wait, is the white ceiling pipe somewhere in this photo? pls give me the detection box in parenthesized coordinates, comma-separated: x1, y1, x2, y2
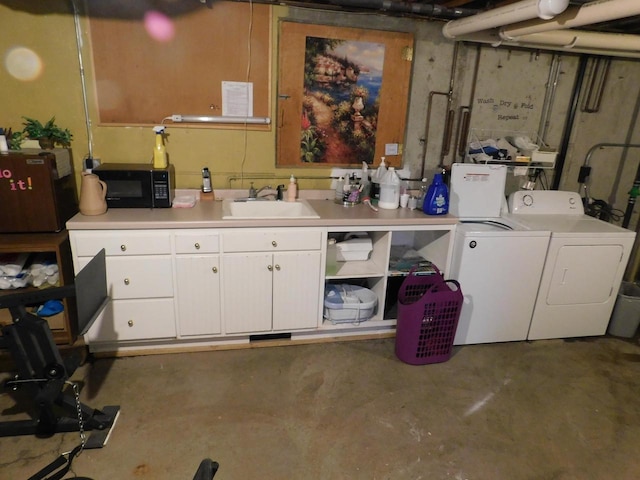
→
(502, 0, 640, 40)
(442, 0, 569, 39)
(516, 30, 640, 51)
(455, 30, 640, 59)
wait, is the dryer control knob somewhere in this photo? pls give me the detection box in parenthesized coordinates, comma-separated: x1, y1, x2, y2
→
(569, 197, 576, 205)
(523, 194, 534, 207)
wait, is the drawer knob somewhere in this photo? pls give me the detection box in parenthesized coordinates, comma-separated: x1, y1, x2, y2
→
(194, 243, 200, 250)
(128, 320, 134, 327)
(120, 244, 127, 251)
(271, 240, 277, 247)
(124, 278, 130, 285)
(267, 264, 273, 271)
(212, 266, 218, 273)
(275, 264, 281, 271)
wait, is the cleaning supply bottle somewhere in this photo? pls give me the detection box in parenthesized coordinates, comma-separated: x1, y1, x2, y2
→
(335, 176, 345, 204)
(423, 172, 449, 215)
(153, 126, 168, 168)
(417, 177, 429, 210)
(371, 157, 387, 202)
(287, 174, 297, 202)
(378, 166, 401, 209)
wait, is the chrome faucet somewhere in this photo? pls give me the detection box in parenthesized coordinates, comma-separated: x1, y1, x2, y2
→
(248, 182, 272, 200)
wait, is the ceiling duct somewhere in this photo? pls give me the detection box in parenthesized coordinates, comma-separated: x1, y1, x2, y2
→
(501, 0, 640, 40)
(442, 0, 569, 39)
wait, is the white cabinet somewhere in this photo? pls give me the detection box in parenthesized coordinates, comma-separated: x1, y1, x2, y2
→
(71, 230, 177, 344)
(222, 229, 323, 334)
(174, 231, 221, 336)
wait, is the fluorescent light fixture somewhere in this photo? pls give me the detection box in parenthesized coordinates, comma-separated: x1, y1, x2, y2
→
(170, 114, 270, 125)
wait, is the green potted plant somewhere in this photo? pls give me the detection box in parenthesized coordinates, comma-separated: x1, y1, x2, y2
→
(22, 116, 73, 149)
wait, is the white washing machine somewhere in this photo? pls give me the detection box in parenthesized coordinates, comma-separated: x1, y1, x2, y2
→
(449, 164, 551, 345)
(507, 190, 636, 340)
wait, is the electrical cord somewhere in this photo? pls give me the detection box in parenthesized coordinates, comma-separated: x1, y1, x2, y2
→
(584, 198, 624, 223)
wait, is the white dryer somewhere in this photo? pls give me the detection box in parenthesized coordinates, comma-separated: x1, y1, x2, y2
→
(508, 190, 636, 340)
(449, 164, 551, 345)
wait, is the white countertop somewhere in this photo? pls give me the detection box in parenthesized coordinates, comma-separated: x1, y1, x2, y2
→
(66, 191, 457, 230)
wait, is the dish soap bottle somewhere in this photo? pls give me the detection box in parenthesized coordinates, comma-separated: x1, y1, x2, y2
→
(287, 174, 297, 202)
(153, 126, 168, 169)
(423, 172, 449, 215)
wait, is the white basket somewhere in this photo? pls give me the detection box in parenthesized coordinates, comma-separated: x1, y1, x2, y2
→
(323, 284, 377, 325)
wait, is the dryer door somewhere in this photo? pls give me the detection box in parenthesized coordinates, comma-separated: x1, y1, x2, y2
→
(546, 244, 622, 305)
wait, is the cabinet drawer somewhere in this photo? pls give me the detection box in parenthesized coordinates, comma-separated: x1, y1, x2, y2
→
(222, 229, 322, 252)
(106, 256, 173, 299)
(175, 231, 220, 254)
(72, 231, 171, 257)
(86, 298, 176, 342)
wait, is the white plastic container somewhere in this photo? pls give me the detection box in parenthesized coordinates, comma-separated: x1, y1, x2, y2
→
(378, 167, 400, 209)
(335, 237, 372, 262)
(323, 284, 378, 324)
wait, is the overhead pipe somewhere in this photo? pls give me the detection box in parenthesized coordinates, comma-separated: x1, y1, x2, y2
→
(511, 30, 640, 52)
(443, 0, 569, 39)
(326, 0, 475, 18)
(501, 0, 640, 40)
(452, 30, 640, 59)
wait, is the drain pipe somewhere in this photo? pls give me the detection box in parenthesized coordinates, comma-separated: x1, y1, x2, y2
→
(71, 0, 95, 162)
(502, 0, 640, 39)
(443, 0, 569, 39)
(420, 42, 459, 178)
(552, 56, 589, 191)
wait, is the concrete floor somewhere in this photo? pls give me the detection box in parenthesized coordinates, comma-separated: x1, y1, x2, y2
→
(1, 335, 639, 480)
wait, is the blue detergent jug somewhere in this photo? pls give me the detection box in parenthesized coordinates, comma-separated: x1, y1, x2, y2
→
(423, 173, 449, 215)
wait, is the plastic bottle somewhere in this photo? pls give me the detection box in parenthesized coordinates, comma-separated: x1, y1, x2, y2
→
(423, 173, 449, 215)
(371, 157, 387, 202)
(287, 174, 297, 202)
(417, 177, 428, 210)
(378, 166, 401, 209)
(0, 128, 8, 154)
(152, 126, 168, 168)
(335, 176, 345, 204)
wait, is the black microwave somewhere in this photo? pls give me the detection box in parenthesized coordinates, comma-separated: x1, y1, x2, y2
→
(93, 163, 175, 208)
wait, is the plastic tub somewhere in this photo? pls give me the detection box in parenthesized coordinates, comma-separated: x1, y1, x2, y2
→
(608, 281, 640, 338)
(323, 284, 377, 324)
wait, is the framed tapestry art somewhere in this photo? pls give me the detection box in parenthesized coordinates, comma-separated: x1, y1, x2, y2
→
(277, 22, 414, 168)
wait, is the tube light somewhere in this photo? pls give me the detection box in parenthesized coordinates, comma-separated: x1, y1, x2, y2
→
(171, 114, 271, 125)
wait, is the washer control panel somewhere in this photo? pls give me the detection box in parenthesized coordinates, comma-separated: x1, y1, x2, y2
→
(508, 190, 584, 215)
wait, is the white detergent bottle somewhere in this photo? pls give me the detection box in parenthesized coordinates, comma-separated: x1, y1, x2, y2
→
(378, 167, 400, 209)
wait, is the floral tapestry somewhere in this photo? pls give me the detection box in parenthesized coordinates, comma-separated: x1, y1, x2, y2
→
(300, 37, 385, 165)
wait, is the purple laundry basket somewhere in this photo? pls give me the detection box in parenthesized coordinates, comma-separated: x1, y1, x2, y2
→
(395, 266, 463, 365)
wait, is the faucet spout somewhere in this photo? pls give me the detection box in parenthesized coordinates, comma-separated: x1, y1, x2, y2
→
(248, 183, 273, 199)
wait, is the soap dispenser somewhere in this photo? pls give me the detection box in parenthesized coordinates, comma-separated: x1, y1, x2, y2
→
(287, 174, 297, 202)
(152, 126, 168, 169)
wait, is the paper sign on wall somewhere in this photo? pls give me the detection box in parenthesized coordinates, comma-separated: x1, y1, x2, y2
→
(222, 81, 253, 117)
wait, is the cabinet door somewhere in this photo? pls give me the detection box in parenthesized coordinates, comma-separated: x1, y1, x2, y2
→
(272, 251, 322, 330)
(222, 253, 272, 334)
(176, 255, 221, 336)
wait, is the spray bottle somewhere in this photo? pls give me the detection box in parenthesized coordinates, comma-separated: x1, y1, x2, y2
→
(153, 126, 168, 169)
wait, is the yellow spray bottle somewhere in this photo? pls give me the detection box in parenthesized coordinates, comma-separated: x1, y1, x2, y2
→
(152, 126, 168, 169)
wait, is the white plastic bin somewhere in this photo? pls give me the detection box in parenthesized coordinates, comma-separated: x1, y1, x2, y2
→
(608, 281, 640, 338)
(323, 284, 377, 324)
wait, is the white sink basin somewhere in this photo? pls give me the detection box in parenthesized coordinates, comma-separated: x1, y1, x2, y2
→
(222, 199, 320, 219)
